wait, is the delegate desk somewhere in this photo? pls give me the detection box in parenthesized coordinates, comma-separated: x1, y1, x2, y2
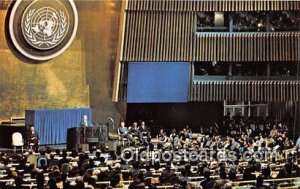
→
(67, 125, 108, 150)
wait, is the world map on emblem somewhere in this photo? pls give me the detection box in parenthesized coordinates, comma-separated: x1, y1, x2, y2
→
(9, 0, 78, 60)
(22, 5, 69, 50)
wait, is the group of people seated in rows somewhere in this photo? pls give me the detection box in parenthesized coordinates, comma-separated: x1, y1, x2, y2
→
(220, 112, 293, 138)
(118, 121, 151, 144)
(153, 122, 296, 164)
(113, 113, 299, 188)
(0, 112, 299, 189)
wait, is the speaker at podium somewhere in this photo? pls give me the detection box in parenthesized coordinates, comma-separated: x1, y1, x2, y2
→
(67, 124, 108, 151)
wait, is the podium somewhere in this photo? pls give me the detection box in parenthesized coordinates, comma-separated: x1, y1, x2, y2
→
(67, 125, 108, 150)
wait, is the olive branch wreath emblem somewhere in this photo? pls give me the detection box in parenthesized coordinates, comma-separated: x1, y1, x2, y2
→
(24, 9, 67, 47)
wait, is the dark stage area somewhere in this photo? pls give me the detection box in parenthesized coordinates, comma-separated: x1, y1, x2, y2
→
(126, 102, 223, 132)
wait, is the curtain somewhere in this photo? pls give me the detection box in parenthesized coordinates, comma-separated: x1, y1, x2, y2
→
(25, 108, 92, 145)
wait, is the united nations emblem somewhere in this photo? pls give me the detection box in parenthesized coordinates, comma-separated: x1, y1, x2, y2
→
(8, 0, 78, 61)
(22, 6, 69, 50)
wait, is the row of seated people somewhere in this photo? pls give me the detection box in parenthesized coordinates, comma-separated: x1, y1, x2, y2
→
(220, 112, 292, 138)
(117, 120, 194, 147)
(156, 123, 294, 152)
(1, 119, 299, 189)
(0, 151, 299, 186)
(118, 121, 151, 145)
(0, 144, 299, 189)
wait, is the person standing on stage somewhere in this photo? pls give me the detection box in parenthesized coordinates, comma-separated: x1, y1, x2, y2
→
(80, 114, 92, 127)
(28, 126, 39, 152)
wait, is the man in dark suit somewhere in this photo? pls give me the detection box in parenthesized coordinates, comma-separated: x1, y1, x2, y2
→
(159, 164, 178, 184)
(139, 121, 151, 142)
(27, 126, 39, 151)
(200, 168, 214, 188)
(118, 121, 130, 141)
(80, 114, 92, 127)
(129, 122, 141, 143)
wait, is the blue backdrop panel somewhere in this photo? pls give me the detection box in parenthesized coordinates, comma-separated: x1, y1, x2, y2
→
(25, 108, 92, 145)
(127, 62, 190, 103)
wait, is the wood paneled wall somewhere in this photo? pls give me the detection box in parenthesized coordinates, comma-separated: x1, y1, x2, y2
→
(127, 1, 300, 12)
(122, 11, 195, 61)
(190, 81, 300, 102)
(122, 0, 300, 62)
(195, 33, 300, 62)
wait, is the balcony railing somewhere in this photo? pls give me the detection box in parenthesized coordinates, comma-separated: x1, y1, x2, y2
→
(190, 80, 300, 102)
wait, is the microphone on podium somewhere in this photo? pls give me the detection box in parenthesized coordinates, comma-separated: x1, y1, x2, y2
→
(107, 117, 115, 129)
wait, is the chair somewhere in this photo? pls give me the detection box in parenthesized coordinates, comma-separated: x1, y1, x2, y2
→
(28, 143, 35, 150)
(48, 159, 59, 169)
(142, 132, 150, 142)
(12, 132, 24, 153)
(119, 136, 128, 146)
(37, 157, 48, 167)
(27, 154, 38, 168)
(118, 129, 128, 146)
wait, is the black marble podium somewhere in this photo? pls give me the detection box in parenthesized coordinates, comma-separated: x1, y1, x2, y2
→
(66, 125, 108, 150)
